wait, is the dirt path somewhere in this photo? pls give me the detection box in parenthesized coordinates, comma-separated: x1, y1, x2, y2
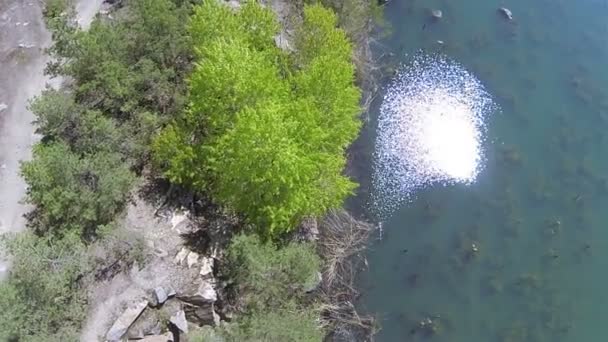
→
(0, 0, 103, 278)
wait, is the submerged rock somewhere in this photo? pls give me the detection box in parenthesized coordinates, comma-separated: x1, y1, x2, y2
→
(498, 7, 513, 20)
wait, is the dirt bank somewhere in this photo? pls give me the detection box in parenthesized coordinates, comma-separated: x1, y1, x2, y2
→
(0, 0, 103, 278)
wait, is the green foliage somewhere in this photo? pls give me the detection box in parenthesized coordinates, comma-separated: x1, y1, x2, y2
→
(30, 89, 123, 155)
(227, 234, 320, 310)
(21, 142, 135, 238)
(0, 233, 89, 342)
(226, 304, 323, 342)
(44, 0, 193, 163)
(154, 2, 361, 237)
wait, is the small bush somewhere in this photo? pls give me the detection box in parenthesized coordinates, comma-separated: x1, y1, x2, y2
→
(226, 304, 323, 342)
(0, 233, 89, 341)
(227, 234, 320, 311)
(21, 142, 135, 238)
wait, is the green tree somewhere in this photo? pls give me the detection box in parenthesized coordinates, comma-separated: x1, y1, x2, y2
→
(29, 89, 123, 155)
(0, 233, 89, 342)
(154, 2, 361, 237)
(21, 142, 135, 238)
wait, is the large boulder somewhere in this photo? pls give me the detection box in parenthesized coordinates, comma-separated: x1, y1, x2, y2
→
(178, 280, 217, 305)
(106, 300, 148, 341)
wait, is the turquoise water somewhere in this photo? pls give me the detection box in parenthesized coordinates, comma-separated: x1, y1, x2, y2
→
(358, 0, 608, 341)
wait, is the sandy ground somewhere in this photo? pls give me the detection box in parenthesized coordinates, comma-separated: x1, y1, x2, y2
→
(0, 0, 103, 278)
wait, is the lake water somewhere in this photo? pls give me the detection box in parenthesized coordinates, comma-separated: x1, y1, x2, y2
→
(357, 0, 608, 341)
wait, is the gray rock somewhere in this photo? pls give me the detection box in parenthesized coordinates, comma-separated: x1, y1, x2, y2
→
(139, 332, 174, 342)
(178, 281, 217, 305)
(166, 285, 176, 298)
(170, 310, 188, 334)
(431, 9, 442, 19)
(184, 303, 221, 326)
(154, 287, 168, 305)
(128, 305, 162, 337)
(127, 326, 144, 340)
(106, 300, 148, 341)
(199, 257, 214, 279)
(498, 7, 513, 20)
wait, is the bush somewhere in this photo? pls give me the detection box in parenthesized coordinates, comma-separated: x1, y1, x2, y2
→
(43, 0, 193, 164)
(154, 2, 361, 237)
(30, 89, 123, 155)
(227, 234, 320, 311)
(0, 233, 89, 341)
(203, 304, 323, 342)
(21, 142, 135, 238)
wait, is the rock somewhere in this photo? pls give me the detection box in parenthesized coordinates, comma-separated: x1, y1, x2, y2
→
(170, 209, 189, 230)
(498, 7, 513, 20)
(0, 103, 7, 112)
(437, 40, 444, 45)
(178, 280, 217, 305)
(187, 251, 200, 268)
(431, 9, 442, 20)
(184, 303, 221, 326)
(154, 287, 169, 305)
(139, 332, 174, 342)
(174, 247, 189, 265)
(199, 257, 214, 279)
(106, 300, 148, 341)
(166, 285, 177, 298)
(127, 326, 145, 340)
(170, 310, 188, 334)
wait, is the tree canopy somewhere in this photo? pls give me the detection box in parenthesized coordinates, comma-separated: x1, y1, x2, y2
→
(154, 1, 361, 237)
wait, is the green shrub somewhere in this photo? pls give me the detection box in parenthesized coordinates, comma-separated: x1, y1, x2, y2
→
(154, 2, 361, 237)
(21, 142, 135, 238)
(0, 233, 89, 341)
(227, 234, 320, 310)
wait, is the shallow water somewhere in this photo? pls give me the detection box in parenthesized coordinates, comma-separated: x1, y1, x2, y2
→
(358, 0, 608, 341)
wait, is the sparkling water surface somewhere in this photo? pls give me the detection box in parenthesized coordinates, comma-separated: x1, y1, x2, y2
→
(358, 0, 608, 340)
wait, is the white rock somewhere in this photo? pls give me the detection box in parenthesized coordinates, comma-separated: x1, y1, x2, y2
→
(174, 247, 189, 265)
(186, 251, 199, 268)
(170, 209, 189, 229)
(498, 7, 513, 20)
(0, 103, 8, 112)
(199, 257, 214, 278)
(178, 281, 217, 305)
